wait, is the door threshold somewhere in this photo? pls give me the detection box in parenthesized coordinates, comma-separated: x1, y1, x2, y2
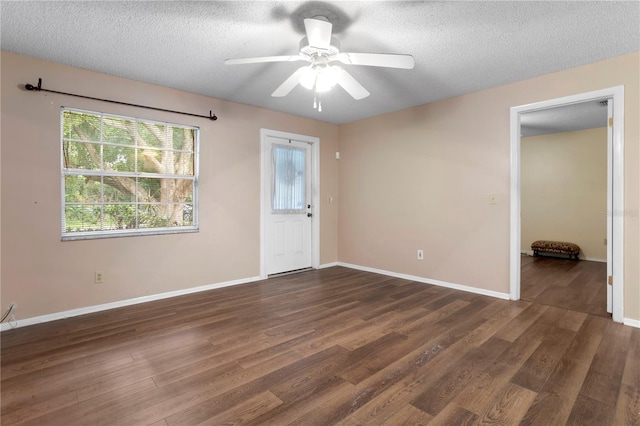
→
(268, 267, 313, 278)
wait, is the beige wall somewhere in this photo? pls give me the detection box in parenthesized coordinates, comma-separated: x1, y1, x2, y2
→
(521, 128, 607, 260)
(338, 52, 639, 321)
(1, 51, 339, 320)
(2, 50, 639, 324)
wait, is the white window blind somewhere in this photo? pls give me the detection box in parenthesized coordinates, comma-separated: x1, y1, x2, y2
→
(61, 108, 199, 240)
(271, 144, 306, 213)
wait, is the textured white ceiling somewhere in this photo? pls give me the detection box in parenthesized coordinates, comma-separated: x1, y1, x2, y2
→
(521, 101, 609, 137)
(1, 1, 639, 125)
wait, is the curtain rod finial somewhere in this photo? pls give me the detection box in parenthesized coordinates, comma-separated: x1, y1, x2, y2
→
(24, 78, 42, 91)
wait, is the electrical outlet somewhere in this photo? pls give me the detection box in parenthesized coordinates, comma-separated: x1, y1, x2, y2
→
(417, 249, 424, 260)
(94, 271, 104, 284)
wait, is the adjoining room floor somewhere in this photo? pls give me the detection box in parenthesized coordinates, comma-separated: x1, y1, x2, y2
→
(521, 254, 609, 318)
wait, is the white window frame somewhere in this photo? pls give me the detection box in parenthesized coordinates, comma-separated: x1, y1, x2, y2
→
(60, 107, 200, 240)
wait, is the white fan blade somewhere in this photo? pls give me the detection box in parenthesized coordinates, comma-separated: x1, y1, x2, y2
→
(225, 55, 304, 65)
(304, 18, 332, 49)
(272, 67, 307, 97)
(336, 68, 370, 100)
(337, 53, 415, 69)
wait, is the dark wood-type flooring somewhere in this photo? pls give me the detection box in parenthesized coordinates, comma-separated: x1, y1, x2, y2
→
(2, 266, 639, 425)
(521, 254, 609, 318)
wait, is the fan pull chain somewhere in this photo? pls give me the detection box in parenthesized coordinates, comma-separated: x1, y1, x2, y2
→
(312, 91, 322, 112)
(312, 75, 319, 110)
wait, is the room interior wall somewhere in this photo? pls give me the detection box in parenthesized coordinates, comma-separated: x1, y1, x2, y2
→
(2, 51, 639, 325)
(338, 52, 639, 321)
(521, 128, 607, 261)
(0, 51, 339, 321)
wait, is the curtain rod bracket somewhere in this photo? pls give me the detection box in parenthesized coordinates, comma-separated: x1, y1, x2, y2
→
(25, 78, 42, 91)
(23, 78, 218, 122)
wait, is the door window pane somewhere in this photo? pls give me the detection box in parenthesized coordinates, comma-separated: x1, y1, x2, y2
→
(272, 144, 306, 213)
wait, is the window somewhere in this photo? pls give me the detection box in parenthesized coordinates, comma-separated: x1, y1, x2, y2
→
(272, 144, 306, 213)
(61, 108, 199, 240)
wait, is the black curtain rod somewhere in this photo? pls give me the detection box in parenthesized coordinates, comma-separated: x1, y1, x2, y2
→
(24, 78, 217, 121)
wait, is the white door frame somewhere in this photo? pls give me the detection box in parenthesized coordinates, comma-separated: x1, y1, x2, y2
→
(260, 128, 320, 279)
(509, 86, 625, 322)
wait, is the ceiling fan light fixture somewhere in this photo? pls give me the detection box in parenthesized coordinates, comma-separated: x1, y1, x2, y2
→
(299, 65, 340, 93)
(225, 17, 413, 104)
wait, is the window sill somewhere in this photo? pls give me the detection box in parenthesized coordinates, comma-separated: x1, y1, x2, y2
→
(62, 226, 199, 241)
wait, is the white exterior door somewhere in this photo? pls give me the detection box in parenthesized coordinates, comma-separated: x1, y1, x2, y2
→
(264, 136, 313, 275)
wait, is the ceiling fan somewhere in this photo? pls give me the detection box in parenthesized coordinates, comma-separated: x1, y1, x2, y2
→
(224, 17, 415, 110)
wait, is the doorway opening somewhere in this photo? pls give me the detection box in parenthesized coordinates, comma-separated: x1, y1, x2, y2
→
(260, 129, 320, 279)
(510, 86, 625, 322)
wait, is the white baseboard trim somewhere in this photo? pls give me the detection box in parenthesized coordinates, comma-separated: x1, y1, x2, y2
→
(337, 262, 510, 300)
(5, 265, 632, 331)
(522, 250, 606, 263)
(623, 318, 640, 329)
(0, 275, 262, 332)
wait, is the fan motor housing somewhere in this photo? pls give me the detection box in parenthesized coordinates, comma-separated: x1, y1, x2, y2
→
(299, 37, 340, 57)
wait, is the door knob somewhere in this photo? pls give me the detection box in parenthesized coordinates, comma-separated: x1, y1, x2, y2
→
(307, 213, 313, 217)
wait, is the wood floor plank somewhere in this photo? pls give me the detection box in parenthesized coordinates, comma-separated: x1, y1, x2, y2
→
(521, 255, 608, 317)
(338, 332, 410, 385)
(558, 309, 588, 332)
(461, 300, 530, 347)
(411, 336, 511, 416)
(615, 384, 640, 426)
(345, 302, 524, 424)
(23, 378, 159, 426)
(520, 314, 608, 425)
(615, 328, 640, 425)
(344, 308, 494, 423)
(113, 353, 298, 425)
(359, 285, 445, 321)
(579, 321, 632, 406)
(246, 375, 353, 425)
(477, 381, 537, 425)
(1, 266, 637, 426)
(426, 403, 479, 425)
(164, 345, 349, 425)
(380, 404, 433, 425)
(452, 336, 541, 416)
(493, 303, 548, 342)
(204, 391, 282, 426)
(510, 324, 575, 392)
(567, 394, 616, 426)
(0, 390, 78, 425)
(288, 306, 493, 425)
(341, 307, 428, 351)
